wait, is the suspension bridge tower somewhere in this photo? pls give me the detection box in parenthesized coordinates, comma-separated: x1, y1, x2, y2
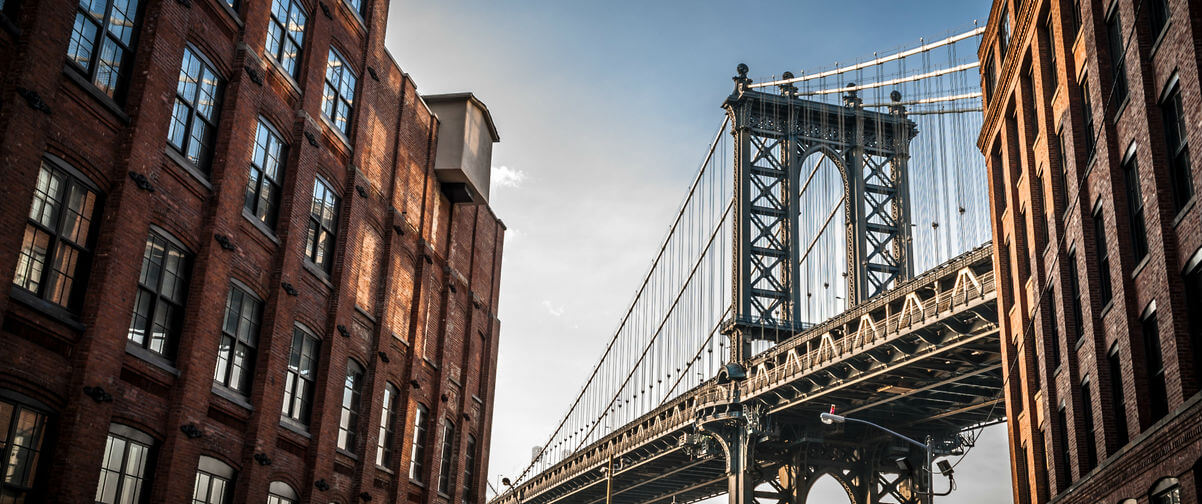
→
(723, 63, 918, 363)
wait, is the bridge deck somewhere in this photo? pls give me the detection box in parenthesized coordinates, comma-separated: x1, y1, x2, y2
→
(495, 245, 999, 504)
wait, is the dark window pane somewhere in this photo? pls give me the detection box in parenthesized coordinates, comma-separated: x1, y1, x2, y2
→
(67, 0, 141, 100)
(337, 360, 364, 451)
(1143, 312, 1169, 424)
(1093, 206, 1112, 305)
(1161, 84, 1194, 211)
(282, 327, 319, 424)
(1123, 156, 1148, 262)
(127, 231, 190, 358)
(410, 404, 429, 482)
(1105, 9, 1128, 106)
(168, 46, 223, 172)
(304, 177, 339, 272)
(14, 161, 100, 311)
(322, 48, 357, 135)
(214, 285, 261, 394)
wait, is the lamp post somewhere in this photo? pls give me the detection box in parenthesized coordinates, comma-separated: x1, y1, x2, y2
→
(820, 412, 937, 503)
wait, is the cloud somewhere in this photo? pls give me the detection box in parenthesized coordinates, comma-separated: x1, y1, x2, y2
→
(542, 300, 565, 317)
(493, 165, 527, 189)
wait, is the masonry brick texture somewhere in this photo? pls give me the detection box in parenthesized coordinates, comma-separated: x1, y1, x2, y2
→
(979, 0, 1202, 503)
(0, 0, 505, 502)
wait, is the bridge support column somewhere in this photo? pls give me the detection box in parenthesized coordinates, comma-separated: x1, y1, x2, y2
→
(697, 404, 765, 504)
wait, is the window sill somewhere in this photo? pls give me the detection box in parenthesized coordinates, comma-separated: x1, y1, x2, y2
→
(1149, 22, 1172, 59)
(1172, 197, 1197, 228)
(1131, 256, 1151, 280)
(376, 465, 394, 475)
(264, 53, 303, 97)
(1073, 335, 1087, 351)
(1111, 96, 1130, 123)
(354, 304, 376, 322)
(471, 394, 483, 405)
(125, 341, 180, 376)
(336, 448, 359, 460)
(211, 384, 254, 411)
(319, 113, 353, 151)
(302, 260, 334, 289)
(409, 479, 426, 489)
(164, 147, 213, 191)
(211, 0, 244, 27)
(1099, 299, 1115, 318)
(8, 287, 86, 332)
(339, 0, 368, 34)
(279, 417, 312, 438)
(61, 64, 130, 124)
(437, 491, 452, 500)
(241, 207, 281, 245)
(423, 357, 439, 370)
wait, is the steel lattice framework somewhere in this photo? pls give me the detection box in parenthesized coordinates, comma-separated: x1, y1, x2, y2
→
(724, 65, 916, 355)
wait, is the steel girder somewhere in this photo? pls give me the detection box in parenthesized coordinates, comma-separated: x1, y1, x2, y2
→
(724, 66, 917, 352)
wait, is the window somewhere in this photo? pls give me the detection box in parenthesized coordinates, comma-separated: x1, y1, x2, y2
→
(1151, 478, 1182, 504)
(376, 383, 399, 467)
(984, 58, 996, 103)
(1092, 205, 1112, 306)
(409, 404, 429, 483)
(1053, 129, 1069, 211)
(1081, 77, 1096, 160)
(67, 0, 140, 99)
(223, 0, 236, 12)
(0, 398, 49, 501)
(245, 120, 287, 228)
(1045, 18, 1058, 93)
(1067, 251, 1084, 342)
(321, 48, 357, 135)
(267, 481, 298, 504)
(128, 230, 190, 358)
(14, 158, 100, 310)
(337, 359, 364, 451)
(1143, 310, 1169, 424)
(1035, 174, 1049, 247)
(1056, 404, 1071, 488)
(214, 284, 262, 394)
(1123, 153, 1149, 263)
(1079, 378, 1097, 471)
(1105, 7, 1128, 108)
(95, 426, 153, 504)
(282, 326, 319, 425)
(999, 8, 1010, 61)
(1070, 0, 1082, 36)
(437, 420, 455, 495)
(1107, 345, 1129, 447)
(1161, 81, 1194, 211)
(265, 0, 307, 77)
(304, 176, 339, 272)
(168, 46, 223, 171)
(1186, 261, 1202, 371)
(344, 0, 364, 15)
(1149, 0, 1170, 40)
(192, 456, 233, 504)
(1048, 285, 1061, 367)
(462, 435, 477, 504)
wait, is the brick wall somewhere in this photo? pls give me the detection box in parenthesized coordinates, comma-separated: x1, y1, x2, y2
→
(0, 0, 505, 502)
(979, 0, 1202, 503)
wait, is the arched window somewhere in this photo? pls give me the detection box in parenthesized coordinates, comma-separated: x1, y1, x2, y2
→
(95, 424, 154, 504)
(376, 382, 399, 467)
(337, 359, 364, 451)
(127, 227, 192, 360)
(0, 395, 50, 501)
(192, 456, 235, 504)
(282, 325, 320, 426)
(267, 481, 298, 504)
(1149, 477, 1181, 504)
(13, 155, 102, 312)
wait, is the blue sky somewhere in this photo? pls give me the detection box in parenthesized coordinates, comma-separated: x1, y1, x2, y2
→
(385, 1, 1010, 502)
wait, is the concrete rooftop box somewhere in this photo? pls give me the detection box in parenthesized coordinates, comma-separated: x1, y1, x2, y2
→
(424, 93, 500, 205)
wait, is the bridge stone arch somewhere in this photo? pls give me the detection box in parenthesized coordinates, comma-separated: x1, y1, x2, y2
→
(724, 64, 918, 362)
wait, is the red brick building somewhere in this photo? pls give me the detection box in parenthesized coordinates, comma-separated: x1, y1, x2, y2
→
(0, 0, 505, 502)
(978, 0, 1201, 502)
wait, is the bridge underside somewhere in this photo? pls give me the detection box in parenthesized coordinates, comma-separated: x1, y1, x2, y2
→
(503, 247, 1000, 504)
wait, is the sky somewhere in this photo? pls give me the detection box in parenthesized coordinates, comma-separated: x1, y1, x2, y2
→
(384, 1, 1012, 503)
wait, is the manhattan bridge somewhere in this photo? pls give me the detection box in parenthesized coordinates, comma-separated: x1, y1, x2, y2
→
(494, 25, 1000, 504)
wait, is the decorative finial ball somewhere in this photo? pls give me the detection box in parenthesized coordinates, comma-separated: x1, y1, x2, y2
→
(891, 90, 902, 102)
(736, 63, 749, 77)
(782, 71, 794, 80)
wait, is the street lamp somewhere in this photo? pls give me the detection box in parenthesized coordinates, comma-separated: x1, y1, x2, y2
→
(819, 412, 952, 502)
